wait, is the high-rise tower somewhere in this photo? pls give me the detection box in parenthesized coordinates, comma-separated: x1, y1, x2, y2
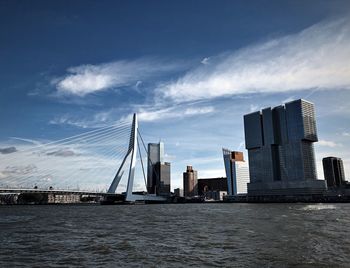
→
(323, 157, 346, 188)
(147, 142, 170, 195)
(183, 166, 198, 197)
(244, 99, 326, 196)
(223, 149, 250, 195)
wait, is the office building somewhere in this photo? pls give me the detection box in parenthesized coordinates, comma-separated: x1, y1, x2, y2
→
(183, 166, 198, 197)
(154, 162, 171, 195)
(147, 142, 170, 195)
(198, 177, 227, 201)
(223, 149, 250, 195)
(174, 188, 183, 197)
(197, 177, 227, 195)
(323, 157, 346, 188)
(244, 99, 326, 196)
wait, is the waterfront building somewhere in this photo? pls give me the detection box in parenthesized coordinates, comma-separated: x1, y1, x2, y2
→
(198, 177, 227, 200)
(183, 166, 198, 197)
(48, 193, 80, 204)
(154, 162, 171, 195)
(197, 177, 227, 195)
(323, 157, 346, 188)
(174, 188, 183, 197)
(222, 149, 250, 195)
(244, 99, 326, 196)
(147, 142, 171, 195)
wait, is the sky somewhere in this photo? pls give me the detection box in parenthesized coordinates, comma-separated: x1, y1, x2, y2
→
(1, 0, 350, 191)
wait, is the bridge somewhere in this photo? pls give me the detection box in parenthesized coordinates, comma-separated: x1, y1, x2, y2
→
(0, 114, 166, 203)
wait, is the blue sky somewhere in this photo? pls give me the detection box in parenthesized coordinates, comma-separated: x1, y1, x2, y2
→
(1, 0, 350, 191)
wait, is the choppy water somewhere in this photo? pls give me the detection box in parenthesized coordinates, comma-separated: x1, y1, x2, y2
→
(0, 203, 349, 267)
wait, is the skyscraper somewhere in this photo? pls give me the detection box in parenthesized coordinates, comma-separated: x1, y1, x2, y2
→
(222, 149, 250, 195)
(244, 99, 326, 196)
(147, 142, 170, 195)
(323, 157, 346, 188)
(183, 165, 198, 197)
(154, 162, 171, 195)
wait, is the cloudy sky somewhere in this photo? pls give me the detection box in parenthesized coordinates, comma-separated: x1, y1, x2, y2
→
(1, 0, 350, 191)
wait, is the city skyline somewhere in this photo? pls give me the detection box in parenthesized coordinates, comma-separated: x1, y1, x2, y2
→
(1, 1, 350, 191)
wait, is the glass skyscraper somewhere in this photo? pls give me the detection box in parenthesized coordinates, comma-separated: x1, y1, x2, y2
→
(147, 142, 170, 195)
(244, 99, 326, 196)
(323, 157, 346, 188)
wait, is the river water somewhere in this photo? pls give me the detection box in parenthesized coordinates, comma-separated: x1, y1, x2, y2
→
(0, 203, 349, 267)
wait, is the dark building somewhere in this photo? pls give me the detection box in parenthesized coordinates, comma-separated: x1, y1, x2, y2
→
(197, 177, 227, 196)
(154, 162, 171, 196)
(147, 142, 170, 196)
(244, 99, 326, 196)
(174, 188, 183, 197)
(183, 166, 198, 197)
(147, 142, 164, 194)
(323, 157, 346, 188)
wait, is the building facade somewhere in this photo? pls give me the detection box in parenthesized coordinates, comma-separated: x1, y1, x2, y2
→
(174, 188, 183, 197)
(154, 162, 171, 195)
(183, 165, 198, 197)
(323, 157, 346, 188)
(197, 177, 227, 195)
(197, 177, 227, 201)
(147, 142, 170, 195)
(222, 149, 250, 195)
(244, 99, 326, 196)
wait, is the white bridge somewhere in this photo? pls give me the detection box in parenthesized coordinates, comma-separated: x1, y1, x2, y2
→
(0, 113, 166, 203)
(108, 114, 165, 202)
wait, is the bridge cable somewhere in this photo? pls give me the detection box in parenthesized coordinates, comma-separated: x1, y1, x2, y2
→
(137, 129, 161, 193)
(137, 136, 147, 191)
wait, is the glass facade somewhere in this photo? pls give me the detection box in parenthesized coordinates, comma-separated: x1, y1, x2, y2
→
(147, 142, 169, 195)
(323, 157, 346, 188)
(244, 99, 326, 195)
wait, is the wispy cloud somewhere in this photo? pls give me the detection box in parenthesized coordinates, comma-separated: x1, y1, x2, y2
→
(49, 105, 214, 129)
(10, 137, 41, 146)
(318, 139, 342, 148)
(201, 57, 210, 65)
(49, 110, 117, 128)
(136, 105, 215, 122)
(53, 58, 187, 96)
(158, 18, 350, 102)
(46, 149, 79, 157)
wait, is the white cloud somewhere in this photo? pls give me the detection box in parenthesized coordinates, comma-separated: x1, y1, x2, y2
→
(49, 110, 127, 128)
(49, 104, 215, 129)
(342, 132, 350, 137)
(318, 139, 342, 148)
(184, 106, 214, 115)
(249, 104, 259, 113)
(54, 58, 186, 96)
(112, 103, 216, 124)
(201, 57, 210, 65)
(137, 105, 215, 122)
(159, 18, 350, 102)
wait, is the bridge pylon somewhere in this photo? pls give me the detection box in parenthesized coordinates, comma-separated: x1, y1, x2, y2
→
(107, 113, 166, 202)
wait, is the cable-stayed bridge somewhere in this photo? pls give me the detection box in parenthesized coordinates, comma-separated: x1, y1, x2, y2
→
(0, 114, 166, 202)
